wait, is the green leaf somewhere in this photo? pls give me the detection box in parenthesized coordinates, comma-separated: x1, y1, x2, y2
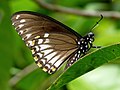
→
(48, 44, 120, 90)
(0, 1, 13, 90)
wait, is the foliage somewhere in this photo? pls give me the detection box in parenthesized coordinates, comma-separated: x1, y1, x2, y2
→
(0, 0, 120, 90)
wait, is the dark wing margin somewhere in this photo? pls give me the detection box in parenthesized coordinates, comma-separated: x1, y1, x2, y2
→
(11, 11, 81, 74)
(11, 11, 82, 38)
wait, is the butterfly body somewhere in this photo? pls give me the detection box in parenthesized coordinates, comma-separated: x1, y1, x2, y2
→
(65, 32, 94, 68)
(11, 11, 101, 74)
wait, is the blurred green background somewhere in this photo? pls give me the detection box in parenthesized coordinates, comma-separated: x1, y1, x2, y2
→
(1, 0, 120, 90)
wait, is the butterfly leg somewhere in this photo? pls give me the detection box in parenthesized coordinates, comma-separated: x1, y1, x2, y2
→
(92, 45, 101, 48)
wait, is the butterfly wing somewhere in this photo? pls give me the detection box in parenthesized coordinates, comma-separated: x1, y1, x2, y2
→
(11, 11, 81, 74)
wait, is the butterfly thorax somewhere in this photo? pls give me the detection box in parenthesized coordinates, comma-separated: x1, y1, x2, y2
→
(77, 32, 94, 54)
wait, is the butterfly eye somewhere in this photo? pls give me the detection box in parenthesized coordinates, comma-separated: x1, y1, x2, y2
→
(11, 11, 102, 74)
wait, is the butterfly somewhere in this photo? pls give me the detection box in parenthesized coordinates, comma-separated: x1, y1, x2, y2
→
(11, 11, 103, 74)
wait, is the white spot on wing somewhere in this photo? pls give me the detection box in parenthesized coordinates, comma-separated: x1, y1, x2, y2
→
(44, 33, 49, 37)
(20, 19, 26, 23)
(28, 41, 32, 45)
(34, 56, 38, 61)
(27, 40, 35, 46)
(37, 62, 42, 67)
(75, 53, 77, 57)
(31, 49, 35, 54)
(26, 34, 32, 39)
(12, 23, 14, 25)
(18, 30, 23, 35)
(77, 54, 80, 58)
(37, 53, 43, 58)
(41, 59, 46, 64)
(76, 58, 78, 60)
(35, 46, 39, 51)
(38, 39, 43, 44)
(73, 57, 75, 60)
(42, 68, 47, 72)
(16, 15, 20, 19)
(35, 36, 40, 39)
(44, 39, 50, 43)
(26, 43, 28, 46)
(15, 27, 17, 30)
(40, 45, 51, 50)
(45, 64, 51, 68)
(18, 24, 24, 29)
(22, 38, 25, 40)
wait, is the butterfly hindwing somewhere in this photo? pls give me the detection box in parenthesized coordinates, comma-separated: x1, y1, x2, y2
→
(30, 33, 78, 74)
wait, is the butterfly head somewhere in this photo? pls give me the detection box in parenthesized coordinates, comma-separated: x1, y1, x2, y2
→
(87, 32, 94, 43)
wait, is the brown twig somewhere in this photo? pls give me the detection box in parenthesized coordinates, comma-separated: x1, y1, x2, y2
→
(34, 0, 120, 19)
(9, 63, 38, 87)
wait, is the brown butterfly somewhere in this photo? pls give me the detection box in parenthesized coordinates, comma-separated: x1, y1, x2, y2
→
(11, 11, 103, 74)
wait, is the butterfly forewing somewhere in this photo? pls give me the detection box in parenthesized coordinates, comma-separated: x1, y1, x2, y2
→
(11, 11, 81, 74)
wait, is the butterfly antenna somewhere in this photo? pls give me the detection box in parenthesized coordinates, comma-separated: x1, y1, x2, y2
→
(90, 14, 103, 32)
